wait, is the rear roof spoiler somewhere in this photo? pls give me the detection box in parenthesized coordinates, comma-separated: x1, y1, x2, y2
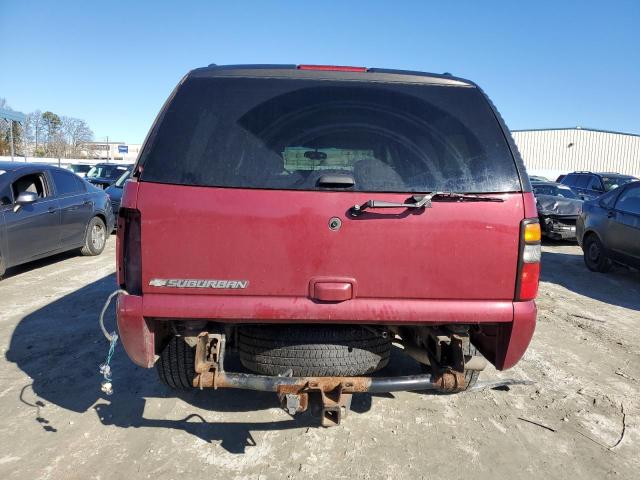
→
(193, 63, 475, 87)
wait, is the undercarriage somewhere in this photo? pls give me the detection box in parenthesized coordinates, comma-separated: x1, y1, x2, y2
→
(163, 324, 524, 427)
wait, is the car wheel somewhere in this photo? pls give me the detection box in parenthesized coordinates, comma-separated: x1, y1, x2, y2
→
(583, 234, 613, 273)
(81, 216, 107, 256)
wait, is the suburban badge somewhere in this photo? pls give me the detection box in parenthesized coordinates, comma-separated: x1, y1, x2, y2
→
(149, 279, 249, 289)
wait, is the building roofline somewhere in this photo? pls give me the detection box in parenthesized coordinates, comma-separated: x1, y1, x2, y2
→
(511, 127, 640, 138)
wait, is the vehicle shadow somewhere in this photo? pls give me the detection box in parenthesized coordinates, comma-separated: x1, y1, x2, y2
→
(1, 249, 79, 280)
(5, 275, 389, 453)
(541, 248, 640, 311)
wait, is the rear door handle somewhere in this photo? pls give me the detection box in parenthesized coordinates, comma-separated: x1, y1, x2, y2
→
(48, 207, 57, 214)
(607, 211, 616, 218)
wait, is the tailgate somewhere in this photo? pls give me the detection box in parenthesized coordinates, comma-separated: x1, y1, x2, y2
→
(139, 182, 523, 301)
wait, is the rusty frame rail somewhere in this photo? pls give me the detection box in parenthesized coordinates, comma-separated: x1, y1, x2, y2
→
(191, 331, 468, 425)
(193, 370, 465, 393)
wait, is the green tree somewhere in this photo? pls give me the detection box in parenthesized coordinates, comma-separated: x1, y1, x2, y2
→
(41, 111, 62, 156)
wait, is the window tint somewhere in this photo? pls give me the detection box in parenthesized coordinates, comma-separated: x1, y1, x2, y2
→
(12, 173, 48, 199)
(602, 175, 637, 192)
(0, 183, 12, 205)
(615, 184, 640, 214)
(114, 169, 131, 187)
(533, 184, 579, 199)
(562, 174, 576, 186)
(533, 185, 553, 196)
(139, 77, 521, 193)
(51, 169, 83, 196)
(587, 176, 604, 191)
(556, 185, 579, 199)
(87, 165, 130, 180)
(574, 175, 590, 188)
(68, 164, 92, 174)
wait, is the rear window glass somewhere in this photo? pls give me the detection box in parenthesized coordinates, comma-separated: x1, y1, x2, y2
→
(139, 77, 521, 193)
(533, 184, 579, 199)
(114, 169, 131, 187)
(51, 169, 84, 195)
(615, 184, 640, 213)
(87, 165, 129, 179)
(0, 183, 12, 205)
(602, 175, 637, 192)
(575, 176, 591, 188)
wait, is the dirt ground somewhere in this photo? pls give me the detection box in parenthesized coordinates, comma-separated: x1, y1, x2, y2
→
(0, 237, 638, 479)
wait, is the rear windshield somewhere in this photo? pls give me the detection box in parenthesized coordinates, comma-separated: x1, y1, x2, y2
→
(139, 77, 521, 193)
(533, 184, 579, 199)
(87, 165, 129, 179)
(602, 175, 637, 192)
(69, 164, 92, 173)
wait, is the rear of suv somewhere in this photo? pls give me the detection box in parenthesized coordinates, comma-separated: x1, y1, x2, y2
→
(116, 65, 539, 424)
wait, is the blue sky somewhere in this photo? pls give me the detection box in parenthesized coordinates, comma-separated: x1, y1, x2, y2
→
(1, 0, 639, 143)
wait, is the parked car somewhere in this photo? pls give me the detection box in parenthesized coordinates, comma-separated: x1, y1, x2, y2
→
(577, 180, 640, 272)
(105, 168, 131, 218)
(529, 175, 550, 182)
(555, 174, 566, 183)
(532, 181, 583, 240)
(115, 64, 540, 424)
(86, 163, 132, 189)
(560, 171, 638, 201)
(0, 162, 115, 279)
(65, 163, 93, 178)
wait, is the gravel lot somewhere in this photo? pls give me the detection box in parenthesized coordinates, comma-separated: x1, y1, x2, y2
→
(0, 237, 638, 479)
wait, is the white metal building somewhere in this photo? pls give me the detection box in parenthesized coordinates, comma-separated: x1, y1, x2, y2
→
(82, 141, 142, 162)
(511, 128, 640, 180)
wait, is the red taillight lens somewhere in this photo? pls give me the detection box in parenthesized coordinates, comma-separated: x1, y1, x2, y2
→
(518, 262, 540, 300)
(118, 208, 142, 295)
(297, 64, 367, 72)
(516, 219, 541, 301)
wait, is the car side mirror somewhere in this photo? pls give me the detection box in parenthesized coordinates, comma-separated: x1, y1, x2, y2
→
(13, 191, 38, 212)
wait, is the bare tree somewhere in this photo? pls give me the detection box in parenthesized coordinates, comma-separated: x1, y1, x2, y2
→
(26, 110, 47, 156)
(61, 116, 94, 158)
(3, 101, 97, 159)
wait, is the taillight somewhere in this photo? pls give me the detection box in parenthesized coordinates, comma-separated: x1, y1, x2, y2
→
(119, 207, 142, 295)
(297, 64, 367, 72)
(516, 220, 541, 301)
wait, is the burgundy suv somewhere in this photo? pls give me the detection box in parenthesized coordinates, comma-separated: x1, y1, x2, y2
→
(116, 65, 539, 425)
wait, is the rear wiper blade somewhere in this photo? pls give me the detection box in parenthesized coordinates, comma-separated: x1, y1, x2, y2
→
(430, 192, 505, 203)
(350, 192, 503, 216)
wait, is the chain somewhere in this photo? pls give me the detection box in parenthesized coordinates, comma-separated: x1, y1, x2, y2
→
(99, 332, 118, 395)
(97, 289, 127, 395)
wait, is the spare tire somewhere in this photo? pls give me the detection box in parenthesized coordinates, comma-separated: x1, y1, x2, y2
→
(238, 325, 391, 377)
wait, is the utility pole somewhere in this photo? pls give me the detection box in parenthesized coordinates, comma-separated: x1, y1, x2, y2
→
(9, 120, 14, 161)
